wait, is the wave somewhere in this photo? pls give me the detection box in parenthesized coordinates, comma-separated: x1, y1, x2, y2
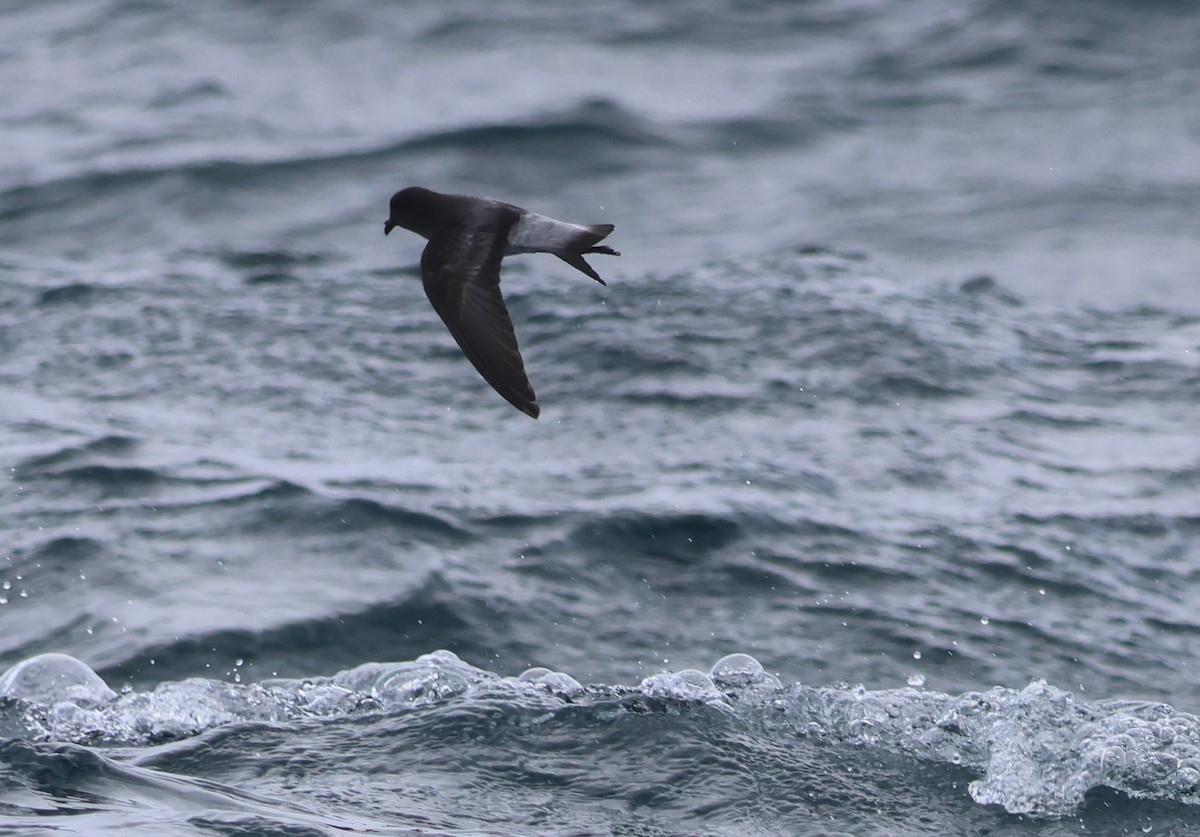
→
(35, 282, 100, 306)
(564, 511, 746, 565)
(13, 433, 472, 542)
(98, 575, 486, 687)
(0, 737, 343, 834)
(398, 98, 662, 156)
(0, 99, 661, 226)
(4, 650, 1200, 824)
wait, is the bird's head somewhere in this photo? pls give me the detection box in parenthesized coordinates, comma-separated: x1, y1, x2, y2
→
(384, 186, 436, 237)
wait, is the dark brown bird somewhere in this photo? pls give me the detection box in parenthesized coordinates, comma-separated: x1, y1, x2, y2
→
(385, 187, 619, 418)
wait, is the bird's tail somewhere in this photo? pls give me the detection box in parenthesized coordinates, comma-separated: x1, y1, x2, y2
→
(507, 214, 620, 284)
(557, 224, 620, 286)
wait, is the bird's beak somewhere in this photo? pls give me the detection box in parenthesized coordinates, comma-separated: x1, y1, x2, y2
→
(384, 220, 395, 236)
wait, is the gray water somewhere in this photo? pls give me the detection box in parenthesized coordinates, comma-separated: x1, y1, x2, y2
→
(2, 1, 1200, 834)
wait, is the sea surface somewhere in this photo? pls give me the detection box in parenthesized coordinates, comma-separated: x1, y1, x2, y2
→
(2, 0, 1200, 834)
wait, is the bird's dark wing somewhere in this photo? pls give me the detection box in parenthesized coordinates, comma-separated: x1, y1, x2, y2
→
(421, 224, 539, 418)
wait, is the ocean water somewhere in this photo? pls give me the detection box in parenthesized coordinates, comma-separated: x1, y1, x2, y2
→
(2, 0, 1200, 833)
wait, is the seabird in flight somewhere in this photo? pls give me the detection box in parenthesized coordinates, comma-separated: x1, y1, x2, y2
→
(384, 187, 619, 418)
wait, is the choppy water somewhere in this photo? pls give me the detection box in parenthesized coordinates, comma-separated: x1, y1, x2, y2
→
(3, 0, 1200, 834)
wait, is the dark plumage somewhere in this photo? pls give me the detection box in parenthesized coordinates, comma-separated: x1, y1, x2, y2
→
(384, 187, 619, 418)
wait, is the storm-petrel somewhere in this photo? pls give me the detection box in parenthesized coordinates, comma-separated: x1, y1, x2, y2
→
(385, 187, 619, 419)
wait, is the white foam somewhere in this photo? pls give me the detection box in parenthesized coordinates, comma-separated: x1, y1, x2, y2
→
(0, 652, 116, 705)
(6, 650, 1200, 818)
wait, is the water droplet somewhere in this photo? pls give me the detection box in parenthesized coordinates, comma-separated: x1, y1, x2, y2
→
(980, 616, 989, 625)
(912, 651, 922, 660)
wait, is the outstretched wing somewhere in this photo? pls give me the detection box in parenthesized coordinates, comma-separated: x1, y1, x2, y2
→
(420, 225, 539, 418)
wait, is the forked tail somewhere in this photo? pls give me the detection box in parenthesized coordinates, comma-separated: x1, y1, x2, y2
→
(558, 224, 620, 285)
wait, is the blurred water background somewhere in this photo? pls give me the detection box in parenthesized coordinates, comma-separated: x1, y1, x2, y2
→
(2, 0, 1200, 833)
